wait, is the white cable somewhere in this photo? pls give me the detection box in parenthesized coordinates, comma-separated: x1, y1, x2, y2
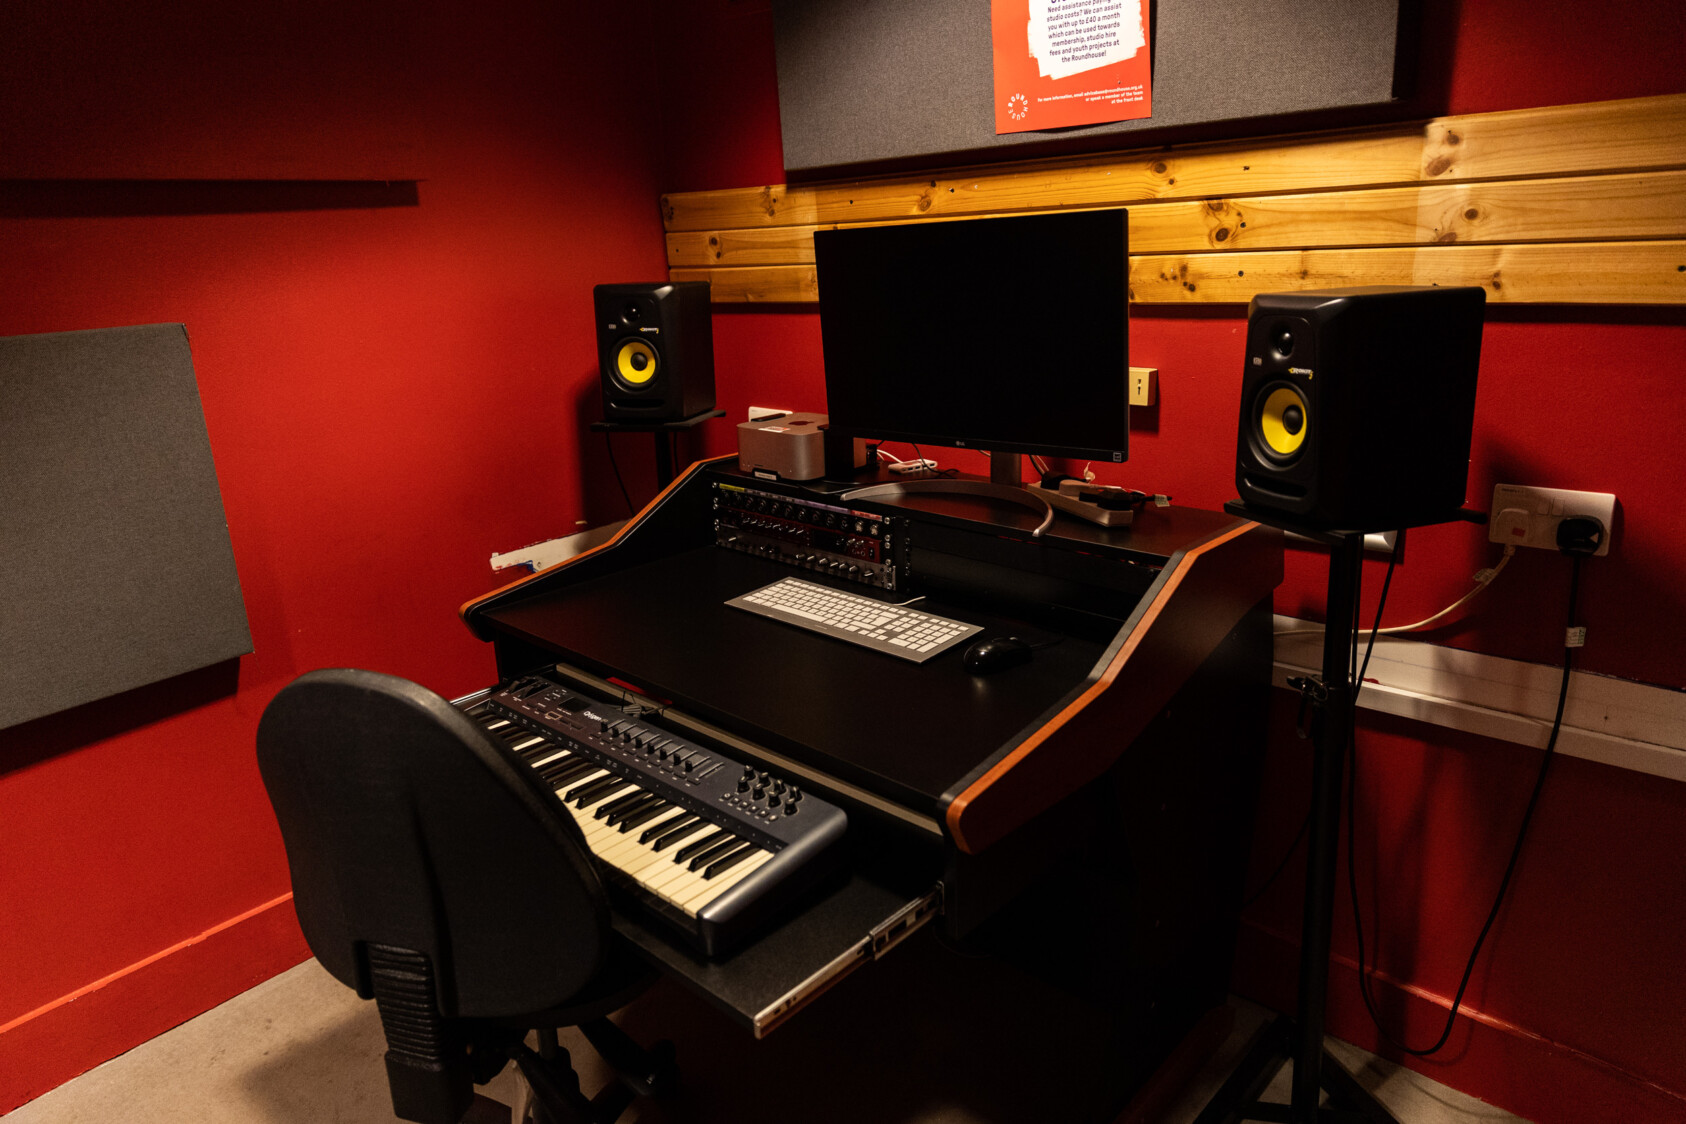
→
(1276, 544, 1516, 638)
(1378, 545, 1514, 633)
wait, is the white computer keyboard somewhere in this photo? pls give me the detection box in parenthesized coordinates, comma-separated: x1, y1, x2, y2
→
(726, 577, 982, 663)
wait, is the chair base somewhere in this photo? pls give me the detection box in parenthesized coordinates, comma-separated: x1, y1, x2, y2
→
(510, 1022, 678, 1124)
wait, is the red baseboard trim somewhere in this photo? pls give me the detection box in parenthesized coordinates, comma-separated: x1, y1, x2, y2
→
(0, 894, 312, 1114)
(1230, 918, 1686, 1124)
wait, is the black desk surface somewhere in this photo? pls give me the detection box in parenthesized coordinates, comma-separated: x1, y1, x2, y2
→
(465, 462, 1283, 1034)
(479, 545, 1110, 816)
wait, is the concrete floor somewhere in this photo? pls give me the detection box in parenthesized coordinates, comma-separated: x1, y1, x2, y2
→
(7, 931, 1529, 1124)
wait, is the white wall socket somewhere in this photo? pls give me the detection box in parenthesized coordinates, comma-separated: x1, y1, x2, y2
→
(1128, 366, 1158, 407)
(1489, 484, 1617, 555)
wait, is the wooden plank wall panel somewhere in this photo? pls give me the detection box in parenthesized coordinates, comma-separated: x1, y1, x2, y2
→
(662, 95, 1686, 305)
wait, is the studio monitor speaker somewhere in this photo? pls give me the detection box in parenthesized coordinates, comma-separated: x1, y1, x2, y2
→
(595, 281, 715, 422)
(1235, 286, 1486, 529)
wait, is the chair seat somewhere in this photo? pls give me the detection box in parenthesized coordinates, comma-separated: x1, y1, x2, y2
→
(505, 938, 657, 1030)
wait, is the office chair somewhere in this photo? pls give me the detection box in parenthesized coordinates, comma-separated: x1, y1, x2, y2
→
(256, 668, 678, 1124)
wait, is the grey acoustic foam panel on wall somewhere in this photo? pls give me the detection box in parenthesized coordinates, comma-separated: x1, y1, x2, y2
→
(774, 0, 1403, 173)
(1, 323, 253, 729)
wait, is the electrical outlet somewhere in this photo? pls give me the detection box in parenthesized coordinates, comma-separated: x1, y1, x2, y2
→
(1128, 366, 1158, 407)
(1489, 484, 1617, 555)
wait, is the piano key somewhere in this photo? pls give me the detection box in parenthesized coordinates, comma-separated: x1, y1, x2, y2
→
(615, 798, 674, 832)
(612, 834, 696, 883)
(702, 843, 759, 878)
(594, 789, 653, 821)
(642, 854, 705, 895)
(689, 840, 753, 878)
(558, 792, 626, 848)
(540, 757, 598, 786)
(578, 780, 638, 813)
(672, 828, 728, 863)
(684, 837, 744, 871)
(550, 769, 609, 801)
(659, 844, 764, 910)
(566, 774, 632, 806)
(644, 813, 702, 846)
(595, 809, 685, 866)
(670, 850, 775, 913)
(526, 745, 569, 769)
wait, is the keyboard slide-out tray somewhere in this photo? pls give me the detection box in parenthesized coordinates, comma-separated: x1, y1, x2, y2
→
(612, 873, 942, 1038)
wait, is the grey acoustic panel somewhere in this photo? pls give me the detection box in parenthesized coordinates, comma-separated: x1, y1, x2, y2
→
(1, 324, 253, 729)
(774, 0, 1404, 173)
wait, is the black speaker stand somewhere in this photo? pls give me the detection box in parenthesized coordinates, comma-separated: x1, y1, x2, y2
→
(1196, 504, 1402, 1124)
(591, 409, 724, 489)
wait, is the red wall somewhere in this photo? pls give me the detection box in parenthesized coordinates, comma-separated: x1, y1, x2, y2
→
(3, 0, 1683, 1118)
(660, 2, 1686, 1122)
(0, 1, 671, 1110)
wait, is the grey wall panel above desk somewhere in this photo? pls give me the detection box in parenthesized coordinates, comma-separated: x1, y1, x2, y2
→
(1, 323, 252, 730)
(774, 0, 1406, 173)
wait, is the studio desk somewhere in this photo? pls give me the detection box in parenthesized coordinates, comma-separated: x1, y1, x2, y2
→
(461, 457, 1283, 1043)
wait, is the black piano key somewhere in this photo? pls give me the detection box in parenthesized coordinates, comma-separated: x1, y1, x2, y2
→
(515, 738, 558, 762)
(538, 756, 595, 786)
(563, 771, 621, 802)
(686, 837, 743, 871)
(569, 776, 633, 807)
(645, 814, 703, 847)
(596, 789, 655, 822)
(542, 766, 599, 796)
(672, 828, 727, 862)
(702, 843, 758, 878)
(616, 799, 673, 832)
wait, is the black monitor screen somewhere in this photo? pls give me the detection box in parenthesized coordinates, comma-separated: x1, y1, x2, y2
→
(816, 209, 1129, 464)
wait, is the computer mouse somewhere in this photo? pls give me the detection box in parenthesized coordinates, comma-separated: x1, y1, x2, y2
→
(963, 636, 1033, 675)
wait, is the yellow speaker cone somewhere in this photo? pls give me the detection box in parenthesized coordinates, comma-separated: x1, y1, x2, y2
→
(1259, 385, 1309, 457)
(615, 339, 658, 385)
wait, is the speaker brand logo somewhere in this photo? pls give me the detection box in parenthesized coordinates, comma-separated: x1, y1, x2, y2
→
(1289, 367, 1313, 376)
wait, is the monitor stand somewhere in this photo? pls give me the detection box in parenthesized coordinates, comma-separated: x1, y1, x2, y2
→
(840, 452, 1056, 537)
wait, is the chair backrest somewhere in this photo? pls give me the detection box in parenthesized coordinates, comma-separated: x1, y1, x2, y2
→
(256, 668, 610, 1020)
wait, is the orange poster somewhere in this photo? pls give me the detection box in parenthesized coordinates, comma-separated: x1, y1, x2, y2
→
(991, 0, 1152, 133)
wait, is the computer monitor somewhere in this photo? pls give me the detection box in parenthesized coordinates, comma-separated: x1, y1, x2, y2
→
(815, 209, 1130, 469)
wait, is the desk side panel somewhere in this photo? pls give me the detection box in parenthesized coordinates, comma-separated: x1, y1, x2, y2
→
(943, 521, 1284, 854)
(459, 454, 728, 640)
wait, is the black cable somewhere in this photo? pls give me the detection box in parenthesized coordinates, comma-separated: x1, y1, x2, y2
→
(1348, 553, 1584, 1056)
(1354, 539, 1401, 702)
(603, 431, 635, 516)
